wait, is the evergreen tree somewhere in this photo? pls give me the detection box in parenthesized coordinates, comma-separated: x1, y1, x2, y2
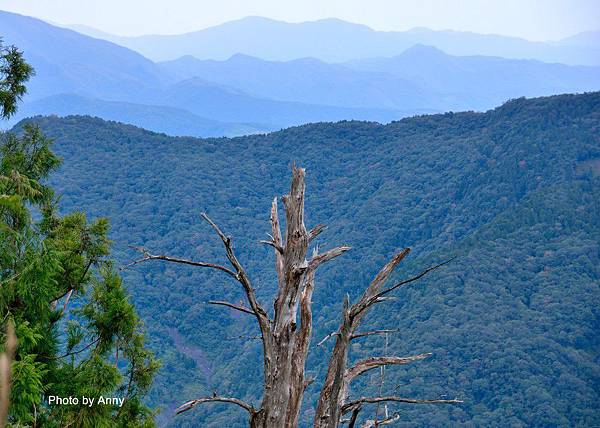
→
(0, 40, 159, 427)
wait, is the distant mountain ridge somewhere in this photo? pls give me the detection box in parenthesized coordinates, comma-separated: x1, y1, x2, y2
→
(0, 11, 413, 135)
(160, 46, 600, 112)
(10, 94, 267, 137)
(2, 9, 600, 138)
(66, 16, 600, 65)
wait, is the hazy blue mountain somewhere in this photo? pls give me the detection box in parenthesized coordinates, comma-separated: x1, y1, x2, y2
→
(0, 11, 416, 134)
(160, 54, 438, 110)
(63, 23, 123, 41)
(4, 94, 268, 137)
(86, 16, 600, 65)
(554, 30, 600, 48)
(161, 47, 600, 112)
(0, 10, 168, 102)
(153, 77, 420, 127)
(344, 44, 600, 110)
(4, 9, 599, 137)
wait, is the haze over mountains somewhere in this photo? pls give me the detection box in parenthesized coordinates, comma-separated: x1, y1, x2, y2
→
(160, 46, 600, 112)
(2, 10, 600, 137)
(68, 16, 600, 66)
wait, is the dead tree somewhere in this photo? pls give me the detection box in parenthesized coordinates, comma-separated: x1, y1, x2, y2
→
(129, 166, 461, 427)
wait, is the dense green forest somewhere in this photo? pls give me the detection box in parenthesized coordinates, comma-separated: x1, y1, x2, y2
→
(18, 92, 600, 427)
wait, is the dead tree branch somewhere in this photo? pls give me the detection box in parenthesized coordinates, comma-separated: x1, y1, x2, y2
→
(200, 213, 271, 340)
(372, 257, 456, 301)
(175, 396, 255, 415)
(345, 354, 431, 384)
(208, 300, 256, 316)
(317, 331, 340, 347)
(124, 246, 237, 278)
(308, 224, 326, 242)
(342, 396, 463, 414)
(350, 329, 399, 341)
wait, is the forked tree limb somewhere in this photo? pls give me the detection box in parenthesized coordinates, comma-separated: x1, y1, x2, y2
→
(320, 328, 399, 347)
(200, 213, 271, 340)
(352, 256, 455, 322)
(175, 396, 255, 415)
(349, 249, 411, 323)
(344, 354, 432, 383)
(126, 214, 272, 352)
(341, 396, 463, 414)
(315, 248, 456, 427)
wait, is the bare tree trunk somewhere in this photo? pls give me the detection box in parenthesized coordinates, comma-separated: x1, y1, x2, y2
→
(130, 166, 461, 428)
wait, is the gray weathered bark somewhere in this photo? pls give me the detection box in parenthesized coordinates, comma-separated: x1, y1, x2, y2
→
(130, 167, 461, 427)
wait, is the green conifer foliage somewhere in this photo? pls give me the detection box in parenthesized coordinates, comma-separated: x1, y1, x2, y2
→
(0, 40, 159, 428)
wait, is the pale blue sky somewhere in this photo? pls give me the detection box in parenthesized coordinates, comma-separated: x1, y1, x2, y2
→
(0, 0, 598, 40)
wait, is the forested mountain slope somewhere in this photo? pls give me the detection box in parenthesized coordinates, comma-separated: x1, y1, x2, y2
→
(21, 92, 600, 427)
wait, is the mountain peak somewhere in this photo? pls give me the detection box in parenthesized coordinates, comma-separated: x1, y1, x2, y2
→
(400, 43, 448, 57)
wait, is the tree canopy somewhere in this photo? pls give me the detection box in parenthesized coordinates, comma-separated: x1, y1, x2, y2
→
(0, 40, 159, 428)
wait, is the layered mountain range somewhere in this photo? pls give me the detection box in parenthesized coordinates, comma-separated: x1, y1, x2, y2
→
(2, 10, 599, 137)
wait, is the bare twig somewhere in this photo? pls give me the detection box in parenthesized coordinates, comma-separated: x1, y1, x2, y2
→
(175, 396, 255, 415)
(200, 213, 270, 338)
(351, 329, 399, 341)
(317, 331, 339, 347)
(342, 396, 463, 414)
(52, 337, 101, 360)
(124, 246, 237, 278)
(374, 257, 456, 300)
(208, 300, 256, 316)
